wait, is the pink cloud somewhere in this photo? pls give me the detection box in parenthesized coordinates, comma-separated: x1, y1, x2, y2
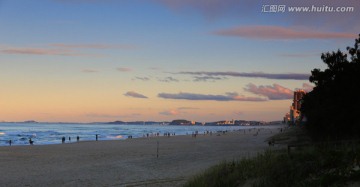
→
(244, 83, 293, 100)
(0, 42, 136, 57)
(1, 48, 73, 56)
(213, 26, 356, 40)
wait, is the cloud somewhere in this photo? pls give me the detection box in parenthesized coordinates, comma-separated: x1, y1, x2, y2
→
(117, 67, 132, 72)
(178, 71, 310, 80)
(0, 43, 135, 57)
(193, 76, 226, 82)
(0, 45, 104, 57)
(213, 25, 356, 40)
(243, 83, 314, 100)
(0, 47, 82, 56)
(133, 76, 150, 81)
(124, 91, 148, 99)
(82, 69, 98, 73)
(244, 83, 293, 100)
(50, 43, 136, 49)
(158, 92, 267, 102)
(159, 110, 180, 116)
(158, 77, 179, 82)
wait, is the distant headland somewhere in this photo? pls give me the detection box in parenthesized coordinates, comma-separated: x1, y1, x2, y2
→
(101, 119, 280, 126)
(0, 119, 281, 126)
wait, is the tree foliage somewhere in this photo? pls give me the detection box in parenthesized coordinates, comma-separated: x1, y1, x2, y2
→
(302, 34, 360, 140)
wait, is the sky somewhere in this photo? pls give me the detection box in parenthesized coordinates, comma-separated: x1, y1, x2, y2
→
(0, 0, 359, 123)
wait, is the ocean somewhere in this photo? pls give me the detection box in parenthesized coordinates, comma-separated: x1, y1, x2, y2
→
(0, 122, 283, 146)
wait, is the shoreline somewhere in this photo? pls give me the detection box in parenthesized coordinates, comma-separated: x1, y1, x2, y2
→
(0, 123, 285, 146)
(0, 128, 282, 186)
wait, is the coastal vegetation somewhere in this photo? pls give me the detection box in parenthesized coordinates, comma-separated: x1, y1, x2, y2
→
(301, 34, 360, 140)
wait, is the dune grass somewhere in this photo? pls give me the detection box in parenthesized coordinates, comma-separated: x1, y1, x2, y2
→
(184, 128, 360, 187)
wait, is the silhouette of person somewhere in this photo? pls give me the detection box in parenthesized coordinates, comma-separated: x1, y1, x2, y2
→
(62, 136, 65, 144)
(96, 134, 98, 141)
(77, 136, 80, 142)
(29, 138, 34, 145)
(9, 140, 12, 146)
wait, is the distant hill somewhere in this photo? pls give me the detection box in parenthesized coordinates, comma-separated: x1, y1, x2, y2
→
(169, 119, 199, 125)
(105, 121, 126, 124)
(23, 120, 38, 123)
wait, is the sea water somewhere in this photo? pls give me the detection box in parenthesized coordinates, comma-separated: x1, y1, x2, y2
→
(0, 122, 282, 146)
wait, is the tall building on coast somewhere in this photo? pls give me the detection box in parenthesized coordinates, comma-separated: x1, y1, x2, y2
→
(293, 90, 306, 111)
(284, 90, 306, 125)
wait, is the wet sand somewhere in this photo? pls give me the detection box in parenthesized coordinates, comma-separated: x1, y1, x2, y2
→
(0, 128, 279, 186)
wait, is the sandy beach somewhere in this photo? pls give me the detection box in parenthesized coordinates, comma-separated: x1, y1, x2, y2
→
(0, 128, 280, 187)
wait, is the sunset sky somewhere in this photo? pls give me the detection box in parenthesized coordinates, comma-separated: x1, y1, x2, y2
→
(0, 0, 359, 122)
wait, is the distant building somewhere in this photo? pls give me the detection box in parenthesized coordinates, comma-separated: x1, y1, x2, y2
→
(286, 90, 306, 125)
(215, 119, 235, 125)
(293, 90, 306, 111)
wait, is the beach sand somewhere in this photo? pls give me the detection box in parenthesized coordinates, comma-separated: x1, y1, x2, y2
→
(0, 128, 280, 187)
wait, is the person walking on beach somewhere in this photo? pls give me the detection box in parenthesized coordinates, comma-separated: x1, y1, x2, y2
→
(77, 136, 80, 142)
(9, 140, 12, 146)
(69, 137, 71, 142)
(29, 138, 34, 145)
(96, 134, 98, 141)
(62, 136, 65, 144)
